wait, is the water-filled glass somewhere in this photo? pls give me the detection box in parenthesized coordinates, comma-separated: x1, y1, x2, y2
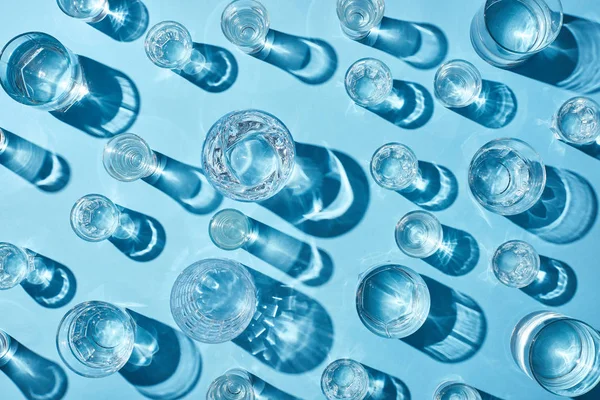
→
(434, 60, 482, 108)
(144, 21, 195, 70)
(492, 240, 540, 288)
(207, 369, 255, 400)
(202, 109, 296, 202)
(345, 58, 392, 107)
(221, 0, 270, 54)
(434, 381, 482, 400)
(336, 0, 385, 40)
(209, 209, 255, 251)
(552, 97, 600, 145)
(395, 211, 443, 259)
(511, 311, 600, 396)
(70, 194, 122, 242)
(56, 0, 109, 22)
(370, 142, 419, 191)
(0, 243, 32, 290)
(468, 138, 546, 215)
(356, 264, 430, 339)
(321, 359, 370, 400)
(103, 133, 158, 182)
(170, 258, 257, 344)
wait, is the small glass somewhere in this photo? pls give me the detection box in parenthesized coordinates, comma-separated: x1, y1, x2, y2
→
(70, 194, 134, 242)
(56, 0, 109, 22)
(170, 258, 257, 344)
(56, 301, 136, 378)
(470, 0, 563, 67)
(511, 311, 600, 397)
(207, 369, 255, 400)
(321, 359, 370, 400)
(434, 60, 482, 108)
(221, 0, 270, 54)
(336, 0, 385, 40)
(345, 58, 393, 107)
(370, 143, 419, 191)
(356, 264, 430, 339)
(492, 240, 540, 288)
(468, 138, 546, 215)
(209, 209, 256, 251)
(202, 109, 296, 202)
(395, 211, 443, 259)
(552, 97, 600, 145)
(434, 381, 482, 400)
(144, 21, 196, 70)
(0, 243, 54, 291)
(103, 133, 158, 182)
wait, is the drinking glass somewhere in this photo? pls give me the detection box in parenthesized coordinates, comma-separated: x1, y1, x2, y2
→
(336, 0, 385, 40)
(56, 0, 109, 22)
(434, 60, 482, 108)
(0, 243, 56, 292)
(321, 359, 370, 400)
(70, 194, 134, 242)
(552, 97, 600, 145)
(207, 369, 255, 400)
(492, 240, 540, 288)
(103, 133, 158, 182)
(370, 143, 419, 191)
(434, 381, 482, 400)
(209, 208, 256, 251)
(395, 211, 443, 259)
(221, 0, 270, 54)
(345, 58, 392, 107)
(144, 21, 196, 70)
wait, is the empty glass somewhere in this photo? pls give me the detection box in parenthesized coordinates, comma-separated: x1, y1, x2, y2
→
(202, 109, 296, 202)
(370, 143, 419, 191)
(170, 258, 257, 344)
(470, 0, 563, 67)
(468, 138, 546, 215)
(336, 0, 385, 40)
(552, 97, 600, 145)
(144, 21, 197, 70)
(511, 311, 600, 396)
(103, 133, 158, 182)
(209, 209, 256, 251)
(434, 381, 482, 400)
(321, 359, 370, 400)
(207, 369, 255, 400)
(492, 240, 540, 288)
(434, 60, 482, 108)
(0, 32, 87, 111)
(356, 264, 430, 339)
(70, 194, 134, 242)
(345, 58, 393, 107)
(395, 211, 443, 259)
(221, 0, 270, 54)
(56, 0, 109, 22)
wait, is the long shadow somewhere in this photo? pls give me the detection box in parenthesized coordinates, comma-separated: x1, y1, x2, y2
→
(21, 251, 77, 308)
(363, 364, 411, 400)
(175, 43, 238, 93)
(109, 207, 166, 262)
(359, 17, 448, 70)
(400, 161, 458, 211)
(520, 256, 576, 306)
(261, 142, 370, 238)
(249, 373, 301, 400)
(402, 276, 487, 363)
(0, 333, 68, 400)
(568, 140, 600, 160)
(0, 129, 70, 192)
(143, 152, 223, 215)
(90, 0, 149, 42)
(508, 167, 598, 244)
(451, 80, 517, 129)
(252, 29, 337, 85)
(576, 382, 600, 400)
(511, 15, 600, 94)
(51, 56, 140, 138)
(368, 80, 434, 129)
(423, 225, 479, 276)
(232, 268, 334, 374)
(120, 311, 201, 400)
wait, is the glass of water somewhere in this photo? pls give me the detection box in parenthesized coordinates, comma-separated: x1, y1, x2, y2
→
(221, 0, 270, 54)
(321, 359, 370, 400)
(70, 194, 134, 242)
(395, 211, 443, 259)
(202, 109, 296, 202)
(103, 133, 158, 182)
(434, 381, 482, 400)
(144, 21, 196, 70)
(207, 369, 255, 400)
(209, 209, 256, 251)
(492, 240, 540, 288)
(56, 0, 109, 22)
(336, 0, 385, 40)
(434, 60, 482, 108)
(470, 0, 563, 67)
(370, 143, 420, 191)
(552, 97, 600, 145)
(345, 58, 393, 107)
(0, 243, 33, 290)
(511, 311, 600, 396)
(468, 138, 546, 215)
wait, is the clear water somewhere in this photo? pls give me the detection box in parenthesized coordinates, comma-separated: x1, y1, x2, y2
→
(207, 369, 255, 400)
(345, 58, 393, 107)
(103, 133, 157, 182)
(221, 1, 270, 53)
(435, 382, 482, 400)
(144, 22, 193, 69)
(56, 0, 108, 21)
(434, 60, 482, 108)
(395, 211, 443, 259)
(0, 243, 30, 289)
(370, 143, 419, 191)
(337, 0, 384, 39)
(209, 209, 253, 251)
(226, 134, 278, 186)
(492, 240, 540, 288)
(70, 194, 120, 242)
(321, 359, 370, 400)
(554, 97, 600, 145)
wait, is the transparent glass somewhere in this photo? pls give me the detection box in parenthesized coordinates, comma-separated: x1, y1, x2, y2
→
(395, 211, 443, 259)
(492, 240, 540, 288)
(345, 58, 393, 107)
(434, 381, 482, 400)
(70, 194, 133, 242)
(370, 142, 419, 191)
(0, 243, 32, 290)
(207, 369, 255, 400)
(552, 97, 600, 145)
(209, 209, 255, 251)
(221, 0, 270, 54)
(434, 60, 482, 108)
(470, 0, 563, 67)
(336, 0, 385, 40)
(511, 311, 600, 397)
(170, 258, 257, 344)
(56, 0, 109, 22)
(0, 32, 86, 111)
(103, 133, 158, 182)
(321, 359, 370, 400)
(0, 330, 14, 367)
(356, 264, 430, 339)
(202, 109, 296, 202)
(56, 301, 136, 378)
(144, 21, 194, 70)
(468, 138, 546, 215)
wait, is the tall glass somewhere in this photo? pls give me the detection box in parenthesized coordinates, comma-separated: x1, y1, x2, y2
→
(221, 0, 270, 54)
(56, 0, 109, 22)
(336, 0, 385, 40)
(395, 211, 443, 259)
(470, 0, 563, 67)
(207, 369, 255, 400)
(321, 359, 370, 400)
(552, 97, 600, 145)
(434, 381, 482, 400)
(103, 133, 159, 182)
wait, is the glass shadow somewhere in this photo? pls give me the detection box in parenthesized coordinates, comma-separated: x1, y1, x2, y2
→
(143, 152, 223, 215)
(359, 17, 448, 70)
(511, 15, 600, 94)
(520, 255, 576, 306)
(362, 364, 411, 400)
(21, 251, 77, 309)
(260, 142, 370, 238)
(451, 80, 517, 129)
(51, 56, 140, 138)
(368, 80, 434, 129)
(566, 139, 600, 160)
(253, 29, 337, 85)
(399, 161, 458, 212)
(423, 225, 479, 276)
(175, 43, 238, 93)
(120, 310, 202, 400)
(109, 207, 166, 262)
(0, 334, 68, 400)
(0, 129, 70, 192)
(249, 373, 301, 400)
(232, 267, 334, 374)
(508, 167, 598, 244)
(402, 275, 487, 363)
(90, 0, 149, 42)
(576, 381, 600, 400)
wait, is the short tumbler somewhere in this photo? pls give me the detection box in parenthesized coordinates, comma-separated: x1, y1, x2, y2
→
(434, 60, 482, 108)
(221, 0, 270, 54)
(370, 143, 419, 191)
(552, 97, 600, 145)
(336, 0, 385, 40)
(321, 359, 370, 400)
(395, 211, 443, 259)
(492, 240, 540, 288)
(345, 58, 393, 108)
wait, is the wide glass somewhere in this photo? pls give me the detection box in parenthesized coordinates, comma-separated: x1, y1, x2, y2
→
(209, 209, 255, 251)
(103, 133, 158, 182)
(468, 138, 546, 215)
(56, 0, 109, 22)
(470, 0, 563, 67)
(202, 110, 296, 202)
(434, 60, 482, 108)
(336, 0, 385, 40)
(70, 194, 121, 242)
(144, 21, 194, 70)
(345, 58, 393, 107)
(492, 240, 540, 288)
(321, 359, 370, 400)
(511, 311, 600, 396)
(356, 264, 430, 339)
(0, 243, 32, 290)
(370, 143, 419, 191)
(207, 369, 255, 400)
(395, 211, 443, 259)
(434, 381, 482, 400)
(221, 0, 270, 54)
(552, 97, 600, 145)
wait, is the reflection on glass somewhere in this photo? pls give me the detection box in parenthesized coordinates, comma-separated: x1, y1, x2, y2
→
(492, 240, 540, 288)
(345, 58, 393, 107)
(336, 0, 385, 40)
(209, 209, 255, 251)
(221, 0, 270, 54)
(70, 194, 133, 242)
(434, 60, 482, 108)
(144, 21, 202, 71)
(103, 133, 158, 182)
(434, 381, 482, 400)
(56, 0, 109, 22)
(552, 96, 600, 145)
(207, 369, 255, 400)
(321, 359, 370, 400)
(395, 211, 443, 259)
(370, 143, 419, 191)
